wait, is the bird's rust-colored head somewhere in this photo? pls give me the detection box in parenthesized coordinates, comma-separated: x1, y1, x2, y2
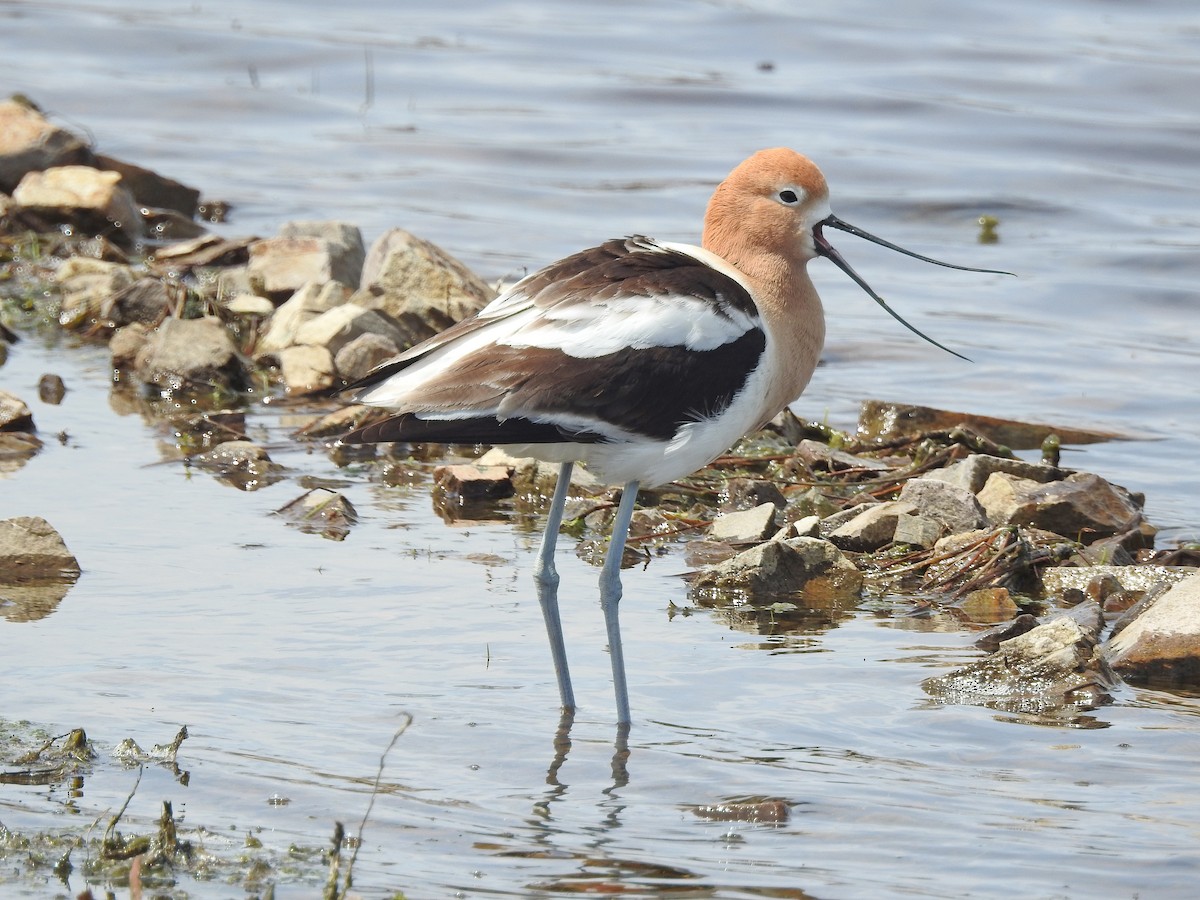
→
(703, 147, 1012, 360)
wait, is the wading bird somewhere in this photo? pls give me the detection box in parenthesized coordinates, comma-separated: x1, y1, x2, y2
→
(340, 148, 1009, 725)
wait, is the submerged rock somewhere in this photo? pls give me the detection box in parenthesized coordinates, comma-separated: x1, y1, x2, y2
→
(191, 440, 281, 491)
(924, 612, 1116, 712)
(691, 536, 863, 601)
(856, 399, 1124, 449)
(276, 488, 358, 541)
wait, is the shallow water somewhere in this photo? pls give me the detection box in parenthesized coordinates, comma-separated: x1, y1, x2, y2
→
(3, 0, 1200, 897)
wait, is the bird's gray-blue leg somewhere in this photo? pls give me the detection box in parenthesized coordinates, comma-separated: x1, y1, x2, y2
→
(534, 461, 576, 713)
(600, 480, 640, 725)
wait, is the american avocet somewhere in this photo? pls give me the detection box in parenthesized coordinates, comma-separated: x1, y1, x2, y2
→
(341, 148, 1009, 725)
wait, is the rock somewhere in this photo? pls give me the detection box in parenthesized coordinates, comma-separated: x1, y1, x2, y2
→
(133, 317, 248, 394)
(1040, 565, 1194, 599)
(826, 500, 917, 552)
(93, 153, 200, 217)
(856, 399, 1124, 449)
(0, 390, 34, 432)
(0, 516, 81, 582)
(1049, 599, 1105, 643)
(794, 439, 890, 473)
(192, 440, 281, 491)
(353, 228, 496, 347)
(974, 613, 1040, 652)
(256, 281, 350, 355)
(718, 478, 786, 511)
(101, 278, 172, 328)
(0, 97, 95, 193)
(977, 471, 1146, 544)
(691, 536, 863, 601)
(1105, 574, 1200, 684)
(817, 502, 879, 537)
(709, 503, 777, 543)
(433, 464, 515, 501)
(924, 453, 1061, 494)
(248, 221, 364, 299)
(54, 257, 136, 330)
(891, 513, 942, 549)
(154, 234, 255, 270)
(13, 165, 143, 242)
(37, 374, 66, 405)
(293, 303, 405, 357)
(334, 332, 399, 383)
(898, 476, 988, 535)
(276, 344, 336, 395)
(953, 586, 1020, 624)
(689, 798, 790, 824)
(222, 294, 276, 318)
(109, 323, 152, 375)
(923, 615, 1116, 712)
(779, 514, 821, 540)
(275, 488, 358, 541)
(279, 220, 365, 282)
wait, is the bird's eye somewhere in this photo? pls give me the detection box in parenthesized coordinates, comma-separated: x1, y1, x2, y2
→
(778, 189, 799, 204)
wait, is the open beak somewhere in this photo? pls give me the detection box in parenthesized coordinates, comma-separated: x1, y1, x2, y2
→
(813, 214, 1014, 362)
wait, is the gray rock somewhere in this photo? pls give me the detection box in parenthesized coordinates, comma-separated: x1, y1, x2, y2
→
(353, 228, 496, 347)
(898, 476, 988, 535)
(709, 503, 778, 544)
(892, 514, 942, 549)
(0, 515, 81, 582)
(276, 344, 336, 395)
(248, 221, 365, 299)
(293, 303, 405, 356)
(334, 332, 399, 383)
(1105, 574, 1200, 684)
(691, 536, 863, 600)
(256, 281, 349, 355)
(977, 471, 1145, 544)
(924, 453, 1062, 494)
(817, 502, 879, 537)
(1049, 599, 1105, 643)
(134, 317, 247, 393)
(826, 500, 917, 552)
(974, 613, 1040, 652)
(924, 615, 1116, 712)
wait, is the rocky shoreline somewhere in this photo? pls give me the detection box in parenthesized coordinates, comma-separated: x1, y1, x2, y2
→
(3, 94, 1200, 724)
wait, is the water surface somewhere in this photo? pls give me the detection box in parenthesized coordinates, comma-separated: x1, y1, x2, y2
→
(3, 1, 1200, 897)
